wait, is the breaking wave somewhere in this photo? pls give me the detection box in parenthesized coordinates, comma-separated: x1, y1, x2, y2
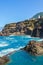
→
(37, 39, 43, 41)
(0, 42, 9, 47)
(0, 46, 24, 57)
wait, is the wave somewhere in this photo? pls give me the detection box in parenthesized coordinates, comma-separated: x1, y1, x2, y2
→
(14, 46, 25, 51)
(9, 35, 32, 38)
(6, 37, 14, 40)
(6, 37, 18, 42)
(0, 46, 24, 57)
(0, 48, 15, 57)
(0, 42, 9, 47)
(37, 39, 43, 41)
(25, 35, 32, 38)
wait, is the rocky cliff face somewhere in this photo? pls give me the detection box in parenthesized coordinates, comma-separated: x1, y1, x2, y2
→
(2, 13, 43, 38)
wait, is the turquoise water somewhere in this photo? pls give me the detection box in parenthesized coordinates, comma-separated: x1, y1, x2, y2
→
(0, 36, 43, 65)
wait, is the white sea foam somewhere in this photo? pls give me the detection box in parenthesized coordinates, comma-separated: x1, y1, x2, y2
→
(6, 37, 14, 40)
(9, 35, 14, 36)
(0, 42, 9, 47)
(24, 35, 32, 38)
(37, 39, 43, 41)
(14, 46, 25, 51)
(0, 48, 15, 57)
(0, 46, 24, 57)
(6, 37, 18, 42)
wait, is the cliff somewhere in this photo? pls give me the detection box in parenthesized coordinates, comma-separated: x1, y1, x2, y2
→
(2, 12, 43, 38)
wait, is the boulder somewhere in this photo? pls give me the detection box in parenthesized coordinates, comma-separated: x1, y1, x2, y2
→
(0, 56, 9, 65)
(23, 40, 43, 55)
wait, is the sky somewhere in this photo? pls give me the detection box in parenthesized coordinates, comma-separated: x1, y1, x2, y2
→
(0, 0, 43, 27)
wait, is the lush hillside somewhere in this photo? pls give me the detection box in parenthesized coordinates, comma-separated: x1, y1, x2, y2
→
(2, 12, 43, 38)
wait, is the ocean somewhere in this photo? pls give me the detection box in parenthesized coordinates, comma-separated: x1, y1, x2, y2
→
(0, 35, 43, 65)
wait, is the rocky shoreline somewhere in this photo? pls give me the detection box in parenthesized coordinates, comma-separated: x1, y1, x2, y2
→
(0, 56, 10, 65)
(0, 40, 43, 65)
(23, 40, 43, 55)
(0, 49, 18, 65)
(0, 13, 43, 64)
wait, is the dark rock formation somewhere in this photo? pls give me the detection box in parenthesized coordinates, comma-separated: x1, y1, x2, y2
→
(0, 56, 9, 65)
(23, 41, 43, 55)
(31, 19, 43, 38)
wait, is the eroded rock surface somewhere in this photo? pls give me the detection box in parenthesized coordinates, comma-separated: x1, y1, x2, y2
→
(2, 15, 43, 38)
(23, 41, 43, 55)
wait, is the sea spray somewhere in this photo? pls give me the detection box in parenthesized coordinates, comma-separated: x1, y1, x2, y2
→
(0, 43, 9, 47)
(0, 46, 25, 57)
(37, 39, 43, 42)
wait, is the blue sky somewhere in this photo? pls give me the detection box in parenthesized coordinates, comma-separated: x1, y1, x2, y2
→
(0, 0, 43, 27)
